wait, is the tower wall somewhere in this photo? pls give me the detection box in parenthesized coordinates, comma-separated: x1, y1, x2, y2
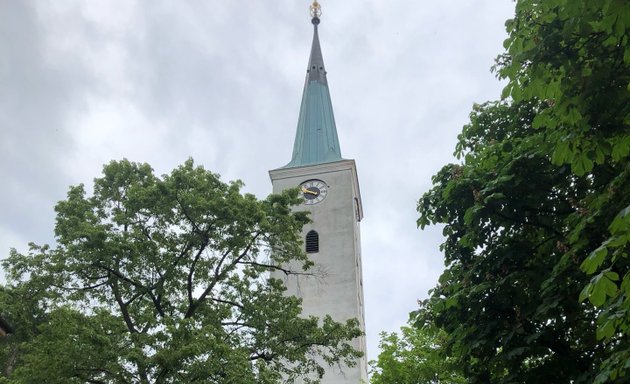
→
(269, 159, 367, 383)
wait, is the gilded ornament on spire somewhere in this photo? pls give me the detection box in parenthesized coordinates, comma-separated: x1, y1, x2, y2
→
(310, 1, 322, 19)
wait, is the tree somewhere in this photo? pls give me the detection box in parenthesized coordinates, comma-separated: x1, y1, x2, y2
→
(498, 1, 629, 381)
(0, 285, 46, 378)
(418, 100, 609, 383)
(0, 159, 361, 384)
(370, 316, 464, 384)
(416, 1, 629, 382)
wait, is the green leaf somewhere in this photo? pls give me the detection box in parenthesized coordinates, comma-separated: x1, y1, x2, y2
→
(532, 113, 548, 129)
(552, 141, 572, 164)
(589, 281, 607, 306)
(464, 205, 482, 226)
(605, 271, 620, 282)
(445, 295, 459, 309)
(511, 83, 523, 101)
(603, 34, 618, 46)
(611, 135, 630, 161)
(567, 108, 583, 124)
(589, 272, 619, 307)
(483, 193, 505, 204)
(596, 319, 616, 339)
(579, 283, 593, 303)
(501, 84, 513, 100)
(581, 246, 608, 274)
(572, 152, 594, 176)
(610, 205, 630, 233)
(621, 273, 630, 296)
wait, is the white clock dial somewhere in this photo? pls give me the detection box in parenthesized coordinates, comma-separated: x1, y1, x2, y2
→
(299, 179, 328, 205)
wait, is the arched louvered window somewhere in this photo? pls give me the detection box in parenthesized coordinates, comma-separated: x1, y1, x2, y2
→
(305, 230, 319, 253)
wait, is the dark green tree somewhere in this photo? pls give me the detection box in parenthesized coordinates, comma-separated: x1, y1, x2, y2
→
(418, 100, 609, 383)
(0, 285, 42, 379)
(0, 159, 361, 384)
(416, 1, 629, 382)
(498, 0, 629, 381)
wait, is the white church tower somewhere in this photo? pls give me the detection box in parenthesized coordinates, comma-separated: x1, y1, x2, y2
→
(269, 2, 368, 382)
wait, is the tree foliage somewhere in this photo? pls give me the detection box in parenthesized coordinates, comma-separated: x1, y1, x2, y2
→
(0, 159, 362, 384)
(370, 316, 464, 384)
(417, 1, 629, 383)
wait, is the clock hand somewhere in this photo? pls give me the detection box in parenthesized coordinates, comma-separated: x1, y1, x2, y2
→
(301, 186, 318, 195)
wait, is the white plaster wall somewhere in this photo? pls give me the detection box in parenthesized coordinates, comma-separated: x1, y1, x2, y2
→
(270, 160, 367, 383)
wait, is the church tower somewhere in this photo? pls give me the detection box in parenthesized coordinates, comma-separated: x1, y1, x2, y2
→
(269, 2, 368, 382)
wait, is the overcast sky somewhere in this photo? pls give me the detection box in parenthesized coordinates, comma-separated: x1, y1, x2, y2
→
(1, 1, 516, 362)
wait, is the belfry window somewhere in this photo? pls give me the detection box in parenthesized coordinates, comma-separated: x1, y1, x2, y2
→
(305, 230, 319, 253)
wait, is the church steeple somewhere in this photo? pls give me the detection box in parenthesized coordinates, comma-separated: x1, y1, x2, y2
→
(284, 2, 342, 168)
(269, 5, 367, 381)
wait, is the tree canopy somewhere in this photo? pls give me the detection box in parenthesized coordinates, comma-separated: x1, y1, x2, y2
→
(414, 1, 628, 383)
(0, 159, 361, 384)
(369, 316, 464, 384)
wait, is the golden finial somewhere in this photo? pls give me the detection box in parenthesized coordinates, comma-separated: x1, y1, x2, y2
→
(310, 1, 322, 19)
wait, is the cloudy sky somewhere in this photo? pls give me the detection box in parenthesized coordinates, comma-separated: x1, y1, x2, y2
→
(1, 1, 515, 362)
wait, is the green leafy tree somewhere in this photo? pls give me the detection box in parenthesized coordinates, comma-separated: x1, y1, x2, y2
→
(498, 0, 629, 381)
(370, 316, 464, 384)
(416, 1, 628, 382)
(0, 285, 42, 378)
(418, 100, 613, 383)
(0, 159, 361, 384)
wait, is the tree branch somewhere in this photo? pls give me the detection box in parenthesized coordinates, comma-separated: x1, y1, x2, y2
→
(185, 234, 260, 318)
(110, 277, 137, 334)
(238, 260, 315, 277)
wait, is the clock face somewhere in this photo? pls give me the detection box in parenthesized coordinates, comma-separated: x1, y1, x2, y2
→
(300, 179, 328, 205)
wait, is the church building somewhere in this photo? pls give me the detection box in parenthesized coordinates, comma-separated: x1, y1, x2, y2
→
(269, 2, 368, 382)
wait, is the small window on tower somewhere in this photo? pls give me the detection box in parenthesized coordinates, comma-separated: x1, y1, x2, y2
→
(305, 230, 319, 253)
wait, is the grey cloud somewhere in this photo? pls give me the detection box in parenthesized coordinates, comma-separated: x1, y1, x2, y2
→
(0, 2, 94, 250)
(0, 0, 516, 363)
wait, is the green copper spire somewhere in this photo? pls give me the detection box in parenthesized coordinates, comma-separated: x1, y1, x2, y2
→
(284, 5, 342, 168)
